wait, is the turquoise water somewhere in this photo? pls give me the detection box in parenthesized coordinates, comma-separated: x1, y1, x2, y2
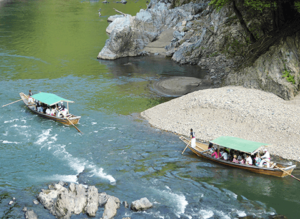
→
(0, 0, 299, 218)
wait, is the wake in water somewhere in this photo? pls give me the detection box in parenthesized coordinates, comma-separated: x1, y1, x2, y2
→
(34, 129, 116, 185)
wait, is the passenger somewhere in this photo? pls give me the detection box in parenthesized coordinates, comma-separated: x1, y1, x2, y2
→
(36, 103, 43, 113)
(28, 90, 33, 96)
(232, 155, 239, 163)
(28, 96, 34, 104)
(220, 149, 228, 161)
(254, 153, 261, 166)
(246, 154, 253, 165)
(50, 107, 56, 116)
(208, 143, 214, 153)
(46, 108, 51, 115)
(259, 149, 270, 168)
(237, 152, 242, 161)
(211, 149, 221, 159)
(239, 158, 245, 165)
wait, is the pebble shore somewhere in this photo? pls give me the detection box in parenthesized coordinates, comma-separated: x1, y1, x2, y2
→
(141, 86, 300, 162)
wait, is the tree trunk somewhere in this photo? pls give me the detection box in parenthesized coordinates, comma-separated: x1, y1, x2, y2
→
(232, 0, 256, 43)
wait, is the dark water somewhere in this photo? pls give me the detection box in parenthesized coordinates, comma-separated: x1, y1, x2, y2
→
(0, 0, 299, 218)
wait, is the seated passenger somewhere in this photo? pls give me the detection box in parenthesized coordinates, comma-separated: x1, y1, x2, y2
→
(254, 153, 261, 166)
(237, 153, 242, 161)
(232, 155, 239, 163)
(220, 149, 228, 161)
(50, 107, 56, 116)
(239, 158, 245, 165)
(211, 149, 221, 159)
(246, 154, 253, 165)
(46, 108, 51, 115)
(28, 96, 34, 104)
(208, 143, 214, 153)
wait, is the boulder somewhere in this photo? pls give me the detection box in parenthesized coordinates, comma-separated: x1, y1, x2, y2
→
(99, 192, 109, 206)
(130, 197, 153, 211)
(107, 15, 124, 23)
(85, 186, 99, 216)
(25, 210, 38, 219)
(102, 196, 120, 219)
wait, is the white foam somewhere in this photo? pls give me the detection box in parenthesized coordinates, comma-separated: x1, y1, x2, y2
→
(92, 122, 97, 125)
(3, 131, 8, 136)
(3, 140, 19, 144)
(45, 174, 77, 183)
(11, 124, 28, 128)
(153, 188, 188, 217)
(237, 210, 247, 217)
(89, 165, 116, 185)
(199, 210, 214, 219)
(21, 119, 26, 123)
(4, 119, 19, 123)
(35, 129, 51, 145)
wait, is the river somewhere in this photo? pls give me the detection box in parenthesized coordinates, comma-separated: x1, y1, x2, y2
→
(0, 0, 299, 218)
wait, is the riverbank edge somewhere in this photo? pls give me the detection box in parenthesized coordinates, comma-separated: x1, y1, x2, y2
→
(140, 86, 300, 163)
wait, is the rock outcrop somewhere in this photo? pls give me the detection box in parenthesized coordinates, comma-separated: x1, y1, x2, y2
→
(98, 0, 300, 99)
(37, 182, 152, 219)
(130, 197, 153, 211)
(25, 210, 38, 219)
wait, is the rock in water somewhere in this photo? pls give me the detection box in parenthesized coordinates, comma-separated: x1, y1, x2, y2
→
(85, 186, 99, 216)
(25, 210, 38, 219)
(102, 196, 120, 219)
(99, 192, 109, 206)
(130, 197, 153, 211)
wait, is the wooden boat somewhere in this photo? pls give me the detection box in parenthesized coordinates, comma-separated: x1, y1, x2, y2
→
(20, 92, 81, 125)
(180, 136, 296, 177)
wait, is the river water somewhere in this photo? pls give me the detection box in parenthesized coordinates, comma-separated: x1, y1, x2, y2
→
(0, 0, 299, 218)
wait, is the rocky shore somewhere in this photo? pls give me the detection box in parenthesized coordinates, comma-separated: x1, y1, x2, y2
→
(23, 182, 153, 219)
(141, 86, 300, 162)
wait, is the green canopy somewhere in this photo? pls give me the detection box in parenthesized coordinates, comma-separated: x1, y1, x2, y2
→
(31, 92, 74, 106)
(210, 136, 268, 154)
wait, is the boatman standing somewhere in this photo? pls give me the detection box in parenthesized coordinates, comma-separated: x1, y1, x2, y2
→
(190, 128, 196, 148)
(259, 149, 270, 168)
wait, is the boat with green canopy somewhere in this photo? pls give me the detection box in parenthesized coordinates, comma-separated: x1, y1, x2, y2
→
(180, 136, 296, 177)
(20, 92, 81, 125)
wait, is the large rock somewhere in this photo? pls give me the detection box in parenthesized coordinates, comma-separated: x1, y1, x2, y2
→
(130, 197, 153, 211)
(25, 210, 38, 219)
(102, 196, 120, 219)
(99, 192, 109, 206)
(85, 186, 99, 216)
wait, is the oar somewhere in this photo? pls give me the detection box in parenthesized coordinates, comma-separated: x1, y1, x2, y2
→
(182, 140, 191, 154)
(2, 99, 22, 107)
(58, 109, 83, 134)
(266, 160, 300, 182)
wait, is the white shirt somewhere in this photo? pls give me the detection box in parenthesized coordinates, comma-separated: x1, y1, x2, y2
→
(222, 152, 228, 160)
(261, 151, 270, 159)
(246, 156, 253, 165)
(46, 108, 50, 115)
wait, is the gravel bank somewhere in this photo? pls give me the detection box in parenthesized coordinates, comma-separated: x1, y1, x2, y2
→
(141, 86, 300, 162)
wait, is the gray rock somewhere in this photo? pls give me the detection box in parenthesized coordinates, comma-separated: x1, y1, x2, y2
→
(33, 199, 39, 205)
(123, 201, 129, 208)
(98, 192, 109, 206)
(107, 15, 124, 23)
(25, 210, 38, 219)
(121, 0, 127, 4)
(102, 196, 120, 219)
(85, 186, 99, 216)
(23, 207, 28, 212)
(8, 201, 13, 205)
(130, 197, 153, 211)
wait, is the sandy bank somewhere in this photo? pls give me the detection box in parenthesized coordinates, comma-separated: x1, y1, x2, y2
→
(141, 86, 300, 162)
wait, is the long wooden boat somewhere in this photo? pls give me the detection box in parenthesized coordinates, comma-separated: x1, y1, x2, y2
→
(20, 92, 81, 125)
(180, 136, 296, 177)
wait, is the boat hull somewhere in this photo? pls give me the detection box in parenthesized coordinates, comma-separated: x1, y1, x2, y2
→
(20, 93, 81, 125)
(180, 136, 296, 178)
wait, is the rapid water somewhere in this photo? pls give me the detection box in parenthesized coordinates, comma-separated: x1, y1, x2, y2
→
(0, 0, 299, 218)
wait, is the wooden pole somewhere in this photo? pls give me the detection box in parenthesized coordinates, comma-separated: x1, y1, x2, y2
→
(182, 140, 191, 154)
(266, 160, 300, 182)
(113, 8, 127, 16)
(2, 99, 22, 107)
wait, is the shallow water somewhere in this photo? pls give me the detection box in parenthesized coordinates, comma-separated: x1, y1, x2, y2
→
(0, 0, 299, 218)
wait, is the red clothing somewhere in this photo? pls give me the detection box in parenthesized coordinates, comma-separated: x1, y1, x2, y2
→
(211, 151, 221, 159)
(232, 158, 239, 163)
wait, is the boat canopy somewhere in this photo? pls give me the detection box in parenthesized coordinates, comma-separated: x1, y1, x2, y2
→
(31, 92, 74, 106)
(210, 136, 269, 155)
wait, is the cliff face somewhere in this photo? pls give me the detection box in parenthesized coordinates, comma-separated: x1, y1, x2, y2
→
(97, 0, 300, 99)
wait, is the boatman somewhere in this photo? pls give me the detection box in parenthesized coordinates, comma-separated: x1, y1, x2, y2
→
(29, 90, 33, 96)
(259, 149, 270, 168)
(190, 128, 196, 148)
